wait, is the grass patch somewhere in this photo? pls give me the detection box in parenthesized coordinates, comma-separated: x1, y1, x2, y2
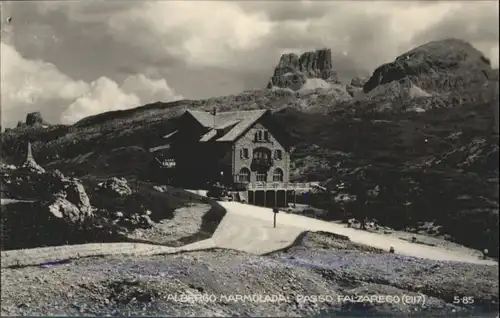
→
(176, 198, 226, 245)
(80, 176, 205, 222)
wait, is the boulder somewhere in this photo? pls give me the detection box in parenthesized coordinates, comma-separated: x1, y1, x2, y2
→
(97, 177, 133, 197)
(46, 197, 86, 223)
(63, 178, 94, 218)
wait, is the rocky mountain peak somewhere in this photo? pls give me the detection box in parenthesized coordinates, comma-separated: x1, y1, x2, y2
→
(267, 48, 342, 91)
(8, 112, 51, 131)
(25, 112, 48, 127)
(363, 38, 492, 94)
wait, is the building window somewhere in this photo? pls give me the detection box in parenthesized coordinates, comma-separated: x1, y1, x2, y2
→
(256, 171, 267, 182)
(240, 148, 249, 159)
(255, 130, 269, 142)
(238, 168, 250, 182)
(253, 148, 270, 159)
(274, 149, 282, 160)
(273, 168, 284, 182)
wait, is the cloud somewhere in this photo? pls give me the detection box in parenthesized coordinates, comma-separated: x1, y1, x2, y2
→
(62, 74, 182, 124)
(1, 41, 181, 127)
(1, 0, 498, 126)
(236, 1, 332, 23)
(60, 77, 139, 125)
(410, 1, 500, 67)
(121, 74, 182, 105)
(1, 41, 88, 127)
(106, 1, 272, 68)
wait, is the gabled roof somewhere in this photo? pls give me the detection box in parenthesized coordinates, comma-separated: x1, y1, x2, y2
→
(215, 119, 240, 130)
(185, 109, 269, 142)
(199, 129, 218, 142)
(186, 110, 216, 127)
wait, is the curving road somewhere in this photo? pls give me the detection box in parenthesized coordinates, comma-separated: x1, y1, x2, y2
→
(1, 200, 497, 268)
(217, 202, 498, 265)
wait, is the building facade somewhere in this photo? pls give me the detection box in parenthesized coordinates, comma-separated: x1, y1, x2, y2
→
(150, 109, 293, 191)
(149, 108, 314, 207)
(232, 122, 290, 185)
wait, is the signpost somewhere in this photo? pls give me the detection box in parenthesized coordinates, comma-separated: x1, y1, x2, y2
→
(273, 208, 279, 228)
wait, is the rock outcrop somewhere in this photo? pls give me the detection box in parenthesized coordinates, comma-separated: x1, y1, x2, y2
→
(54, 176, 94, 220)
(363, 38, 492, 94)
(25, 112, 48, 127)
(1, 154, 98, 249)
(346, 76, 369, 97)
(362, 77, 431, 102)
(1, 145, 94, 221)
(9, 112, 50, 131)
(267, 49, 342, 91)
(46, 197, 86, 224)
(97, 177, 133, 197)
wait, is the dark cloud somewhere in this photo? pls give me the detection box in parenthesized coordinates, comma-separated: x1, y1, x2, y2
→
(5, 1, 184, 84)
(411, 2, 499, 61)
(236, 1, 331, 22)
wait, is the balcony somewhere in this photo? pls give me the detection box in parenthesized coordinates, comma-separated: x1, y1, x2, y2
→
(245, 182, 312, 191)
(250, 158, 273, 170)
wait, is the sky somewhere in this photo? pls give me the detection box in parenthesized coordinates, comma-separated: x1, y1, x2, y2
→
(0, 0, 498, 128)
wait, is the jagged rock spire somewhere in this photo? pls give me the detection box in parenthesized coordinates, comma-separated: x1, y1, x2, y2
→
(266, 48, 341, 91)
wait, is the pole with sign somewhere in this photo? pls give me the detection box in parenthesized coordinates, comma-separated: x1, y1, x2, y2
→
(273, 208, 279, 228)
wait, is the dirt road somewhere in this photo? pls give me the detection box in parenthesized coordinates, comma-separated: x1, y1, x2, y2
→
(217, 202, 497, 265)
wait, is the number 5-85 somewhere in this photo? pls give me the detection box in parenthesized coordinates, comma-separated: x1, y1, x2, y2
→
(453, 296, 474, 305)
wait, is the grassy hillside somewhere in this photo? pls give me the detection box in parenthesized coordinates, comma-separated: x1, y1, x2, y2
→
(272, 93, 498, 256)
